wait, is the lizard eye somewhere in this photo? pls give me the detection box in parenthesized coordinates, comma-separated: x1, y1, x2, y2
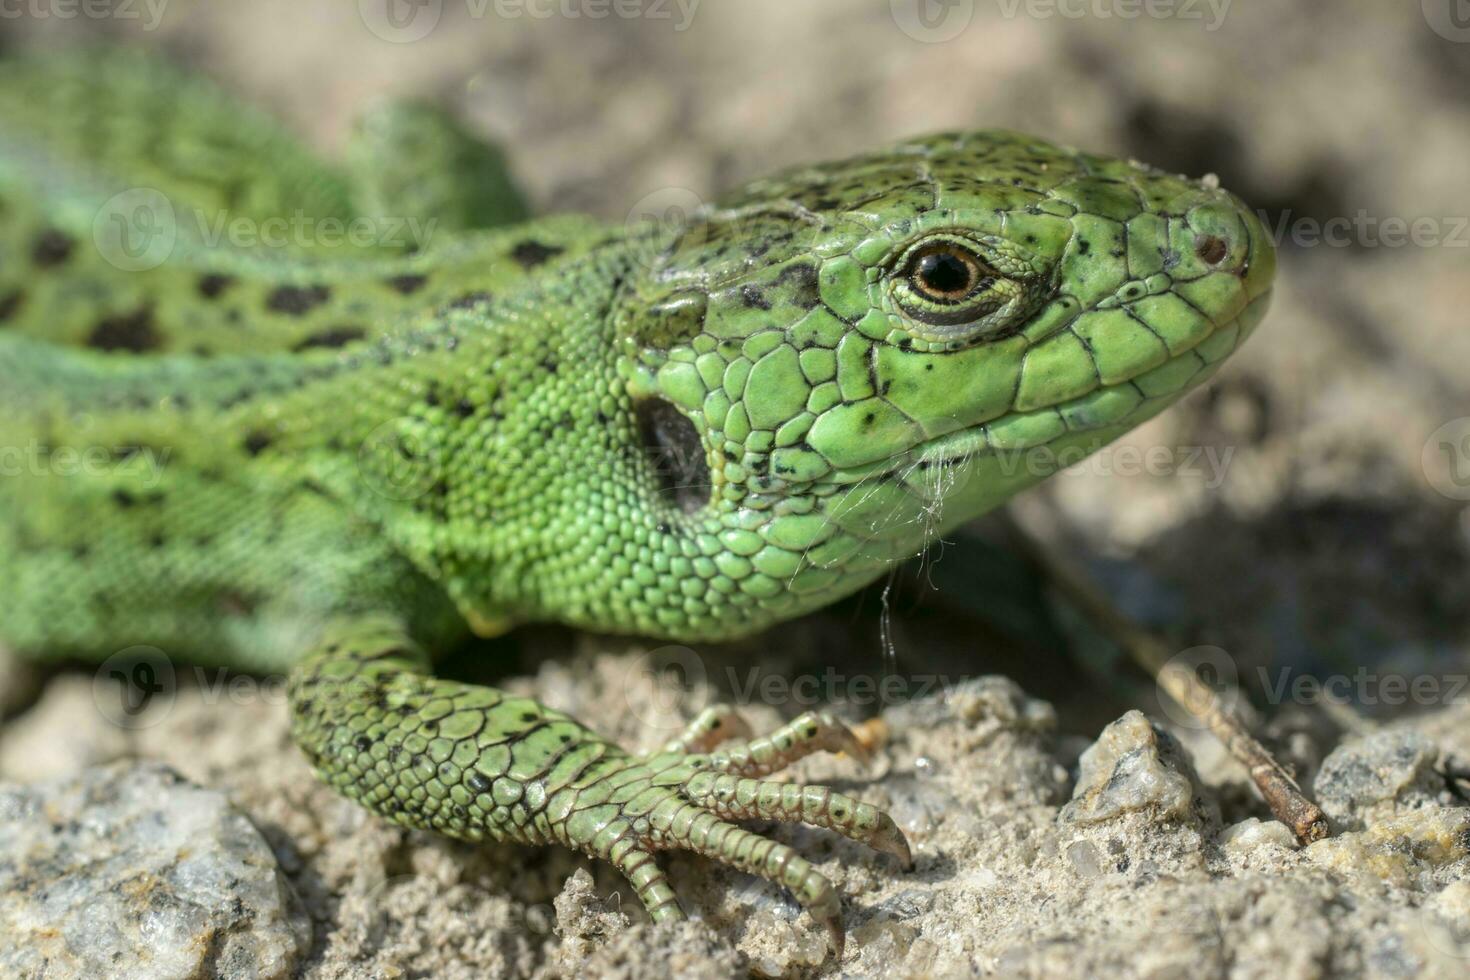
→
(909, 243, 989, 303)
(887, 233, 1047, 343)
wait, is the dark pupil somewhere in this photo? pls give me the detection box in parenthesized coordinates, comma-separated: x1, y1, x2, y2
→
(917, 251, 973, 296)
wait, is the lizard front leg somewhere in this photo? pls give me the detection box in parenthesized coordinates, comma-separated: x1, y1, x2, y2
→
(287, 614, 911, 958)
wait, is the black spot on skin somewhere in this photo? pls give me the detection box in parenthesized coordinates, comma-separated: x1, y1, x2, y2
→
(354, 736, 373, 753)
(266, 284, 331, 315)
(32, 229, 74, 267)
(454, 399, 475, 419)
(898, 338, 913, 351)
(467, 772, 492, 794)
(520, 712, 537, 723)
(540, 357, 558, 373)
(112, 490, 136, 508)
(0, 289, 22, 322)
(197, 274, 235, 299)
(386, 273, 428, 295)
(1077, 239, 1092, 256)
(776, 262, 821, 308)
(88, 307, 159, 352)
(243, 430, 273, 456)
(510, 240, 563, 268)
(740, 284, 772, 310)
(292, 326, 366, 351)
(446, 291, 493, 311)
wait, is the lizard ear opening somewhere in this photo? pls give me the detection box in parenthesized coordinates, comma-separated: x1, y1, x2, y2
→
(635, 398, 711, 515)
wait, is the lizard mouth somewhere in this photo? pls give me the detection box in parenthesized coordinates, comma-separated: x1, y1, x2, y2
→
(894, 287, 1275, 476)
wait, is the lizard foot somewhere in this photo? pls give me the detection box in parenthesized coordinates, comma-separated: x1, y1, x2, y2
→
(584, 709, 911, 959)
(290, 627, 908, 960)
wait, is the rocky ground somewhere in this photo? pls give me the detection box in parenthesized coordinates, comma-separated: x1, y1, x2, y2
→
(4, 1, 1470, 977)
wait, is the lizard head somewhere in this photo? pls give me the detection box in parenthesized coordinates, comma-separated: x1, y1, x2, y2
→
(600, 130, 1274, 638)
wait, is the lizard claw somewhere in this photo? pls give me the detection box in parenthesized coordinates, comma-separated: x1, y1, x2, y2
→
(556, 710, 912, 961)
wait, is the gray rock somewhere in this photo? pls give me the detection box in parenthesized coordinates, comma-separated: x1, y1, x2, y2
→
(1060, 710, 1215, 829)
(1314, 730, 1449, 831)
(0, 762, 310, 980)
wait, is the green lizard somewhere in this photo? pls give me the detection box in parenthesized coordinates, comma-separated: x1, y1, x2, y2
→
(0, 49, 1275, 957)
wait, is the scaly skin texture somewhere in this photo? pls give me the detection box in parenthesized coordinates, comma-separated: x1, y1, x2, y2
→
(0, 50, 1275, 955)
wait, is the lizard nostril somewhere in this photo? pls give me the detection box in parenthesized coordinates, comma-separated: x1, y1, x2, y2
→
(1195, 235, 1230, 265)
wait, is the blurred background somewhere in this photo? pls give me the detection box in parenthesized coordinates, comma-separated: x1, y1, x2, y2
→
(3, 0, 1468, 730)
